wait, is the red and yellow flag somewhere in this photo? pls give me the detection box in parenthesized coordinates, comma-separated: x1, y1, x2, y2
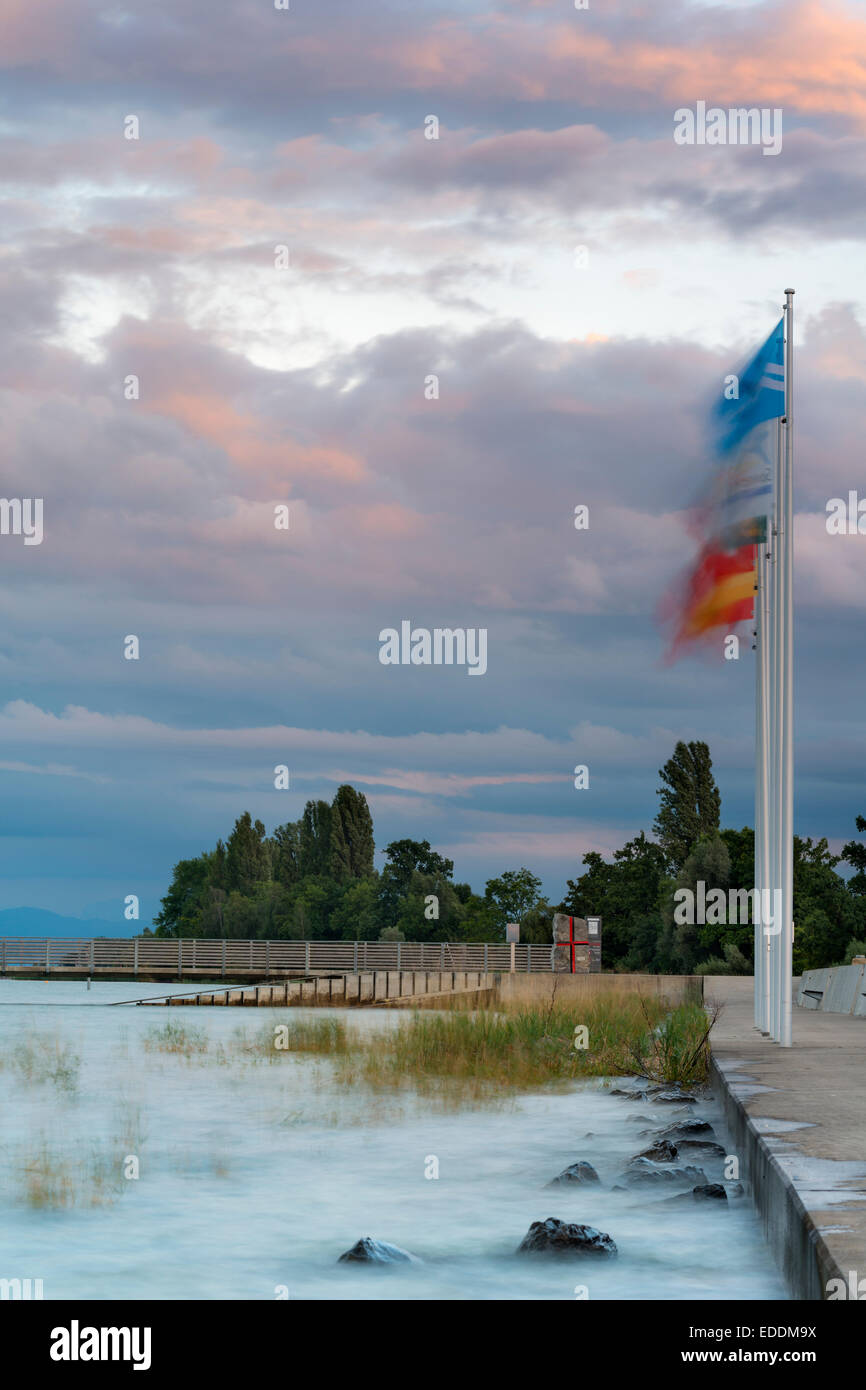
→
(661, 541, 756, 659)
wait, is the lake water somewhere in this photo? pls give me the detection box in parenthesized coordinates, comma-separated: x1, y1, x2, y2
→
(0, 980, 787, 1300)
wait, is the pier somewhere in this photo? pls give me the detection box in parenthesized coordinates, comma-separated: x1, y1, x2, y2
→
(134, 969, 496, 1007)
(0, 936, 553, 981)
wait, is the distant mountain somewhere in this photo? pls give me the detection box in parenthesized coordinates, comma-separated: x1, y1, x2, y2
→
(0, 907, 141, 939)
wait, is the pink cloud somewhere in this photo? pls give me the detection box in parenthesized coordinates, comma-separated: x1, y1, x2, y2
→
(148, 390, 368, 486)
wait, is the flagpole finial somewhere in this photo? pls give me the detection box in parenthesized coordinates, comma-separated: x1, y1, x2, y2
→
(785, 287, 795, 295)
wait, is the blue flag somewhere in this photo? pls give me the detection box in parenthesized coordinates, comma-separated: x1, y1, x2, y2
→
(715, 317, 785, 452)
(709, 317, 785, 546)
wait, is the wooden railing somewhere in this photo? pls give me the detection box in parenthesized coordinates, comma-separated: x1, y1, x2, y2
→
(0, 938, 556, 975)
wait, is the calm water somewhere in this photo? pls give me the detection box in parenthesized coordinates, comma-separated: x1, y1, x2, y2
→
(0, 980, 787, 1300)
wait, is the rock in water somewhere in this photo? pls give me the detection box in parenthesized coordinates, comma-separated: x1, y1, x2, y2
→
(620, 1158, 708, 1187)
(517, 1218, 617, 1258)
(545, 1161, 600, 1187)
(675, 1139, 727, 1159)
(651, 1091, 697, 1104)
(665, 1184, 728, 1204)
(338, 1237, 419, 1265)
(657, 1118, 716, 1143)
(636, 1139, 678, 1162)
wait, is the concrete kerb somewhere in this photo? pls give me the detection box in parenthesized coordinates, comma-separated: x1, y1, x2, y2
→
(707, 976, 866, 1301)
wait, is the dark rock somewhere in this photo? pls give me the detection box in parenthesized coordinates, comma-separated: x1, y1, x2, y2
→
(608, 1087, 648, 1101)
(517, 1218, 617, 1258)
(657, 1118, 716, 1143)
(651, 1091, 698, 1104)
(583, 1132, 596, 1139)
(620, 1157, 708, 1187)
(675, 1139, 727, 1159)
(726, 1182, 745, 1198)
(338, 1237, 419, 1265)
(666, 1184, 728, 1204)
(546, 1161, 600, 1188)
(636, 1140, 678, 1162)
(625, 1115, 654, 1125)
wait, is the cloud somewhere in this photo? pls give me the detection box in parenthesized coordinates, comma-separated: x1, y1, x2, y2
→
(0, 760, 109, 783)
(1, 0, 865, 914)
(7, 1, 865, 131)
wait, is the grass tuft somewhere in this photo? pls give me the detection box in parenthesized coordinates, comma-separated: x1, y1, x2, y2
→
(3, 1036, 81, 1093)
(143, 1019, 208, 1055)
(222, 989, 715, 1104)
(629, 999, 718, 1085)
(234, 1017, 353, 1059)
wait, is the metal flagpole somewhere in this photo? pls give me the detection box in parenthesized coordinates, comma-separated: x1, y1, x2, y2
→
(780, 290, 795, 1047)
(761, 533, 773, 1034)
(770, 412, 784, 1040)
(754, 543, 766, 1030)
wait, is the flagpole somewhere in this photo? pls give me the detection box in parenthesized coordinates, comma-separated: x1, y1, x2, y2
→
(780, 290, 795, 1046)
(754, 542, 766, 1029)
(770, 413, 783, 1040)
(762, 524, 773, 1034)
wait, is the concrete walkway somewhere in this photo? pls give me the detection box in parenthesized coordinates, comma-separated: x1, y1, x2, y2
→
(706, 975, 866, 1299)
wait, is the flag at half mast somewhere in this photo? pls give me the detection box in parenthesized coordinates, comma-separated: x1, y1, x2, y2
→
(663, 317, 785, 654)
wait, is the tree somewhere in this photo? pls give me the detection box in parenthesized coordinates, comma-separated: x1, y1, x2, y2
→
(484, 868, 543, 936)
(153, 854, 212, 936)
(666, 832, 732, 972)
(290, 876, 342, 939)
(270, 821, 301, 888)
(562, 833, 668, 970)
(225, 812, 270, 895)
(458, 893, 501, 942)
(793, 835, 866, 971)
(520, 901, 555, 943)
(379, 839, 454, 929)
(392, 870, 464, 942)
(719, 826, 754, 895)
(381, 839, 453, 889)
(329, 784, 375, 881)
(328, 876, 382, 940)
(653, 740, 721, 871)
(299, 800, 333, 877)
(841, 815, 866, 895)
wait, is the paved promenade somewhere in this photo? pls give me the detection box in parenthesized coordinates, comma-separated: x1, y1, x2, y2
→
(707, 975, 866, 1298)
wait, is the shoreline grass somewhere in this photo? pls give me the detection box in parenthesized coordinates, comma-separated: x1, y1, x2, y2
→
(235, 990, 716, 1102)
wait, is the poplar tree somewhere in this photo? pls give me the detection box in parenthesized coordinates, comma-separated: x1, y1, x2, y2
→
(270, 821, 301, 887)
(225, 812, 270, 894)
(329, 784, 375, 881)
(299, 800, 333, 877)
(653, 740, 721, 872)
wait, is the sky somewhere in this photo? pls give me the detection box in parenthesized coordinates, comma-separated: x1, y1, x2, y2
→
(1, 0, 865, 926)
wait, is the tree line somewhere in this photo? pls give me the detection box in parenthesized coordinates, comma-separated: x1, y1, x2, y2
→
(152, 745, 866, 973)
(152, 782, 547, 945)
